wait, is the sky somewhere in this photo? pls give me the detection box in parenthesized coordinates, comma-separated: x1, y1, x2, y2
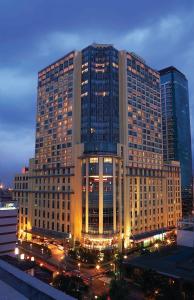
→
(0, 0, 194, 186)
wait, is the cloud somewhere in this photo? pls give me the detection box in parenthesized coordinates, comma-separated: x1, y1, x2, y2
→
(39, 32, 82, 57)
(0, 127, 34, 186)
(0, 68, 36, 98)
(0, 0, 194, 185)
(115, 13, 194, 60)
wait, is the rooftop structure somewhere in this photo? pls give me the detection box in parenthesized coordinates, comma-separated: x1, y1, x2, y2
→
(126, 246, 194, 282)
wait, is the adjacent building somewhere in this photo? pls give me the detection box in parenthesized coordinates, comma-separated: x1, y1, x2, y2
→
(0, 259, 74, 299)
(177, 217, 194, 248)
(160, 67, 193, 216)
(0, 185, 13, 205)
(0, 204, 17, 256)
(14, 44, 182, 250)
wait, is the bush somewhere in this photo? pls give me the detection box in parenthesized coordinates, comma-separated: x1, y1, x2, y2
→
(109, 279, 130, 300)
(68, 246, 99, 264)
(52, 274, 88, 298)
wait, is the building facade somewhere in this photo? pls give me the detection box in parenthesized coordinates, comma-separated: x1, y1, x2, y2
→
(0, 187, 12, 204)
(0, 205, 17, 256)
(160, 67, 193, 216)
(14, 44, 182, 249)
(177, 217, 194, 248)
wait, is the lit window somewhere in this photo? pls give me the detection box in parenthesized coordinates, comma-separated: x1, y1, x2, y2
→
(90, 158, 98, 163)
(104, 158, 112, 163)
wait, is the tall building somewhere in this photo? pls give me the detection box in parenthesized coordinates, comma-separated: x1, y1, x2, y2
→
(160, 67, 193, 216)
(14, 44, 182, 250)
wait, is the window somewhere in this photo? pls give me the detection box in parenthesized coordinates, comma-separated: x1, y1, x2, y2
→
(104, 157, 112, 163)
(90, 157, 98, 163)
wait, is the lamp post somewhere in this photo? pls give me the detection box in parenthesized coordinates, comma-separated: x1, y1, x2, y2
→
(96, 264, 100, 271)
(15, 247, 19, 260)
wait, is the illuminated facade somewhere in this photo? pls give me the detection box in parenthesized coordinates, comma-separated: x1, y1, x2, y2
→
(160, 67, 193, 216)
(14, 44, 182, 249)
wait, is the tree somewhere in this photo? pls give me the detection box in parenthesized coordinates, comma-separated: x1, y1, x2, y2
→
(52, 274, 88, 299)
(114, 253, 124, 280)
(109, 279, 130, 300)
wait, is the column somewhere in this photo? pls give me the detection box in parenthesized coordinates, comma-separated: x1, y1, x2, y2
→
(99, 157, 103, 234)
(85, 159, 89, 233)
(113, 159, 116, 232)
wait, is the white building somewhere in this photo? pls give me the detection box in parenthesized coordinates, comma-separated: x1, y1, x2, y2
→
(177, 217, 194, 248)
(0, 205, 17, 256)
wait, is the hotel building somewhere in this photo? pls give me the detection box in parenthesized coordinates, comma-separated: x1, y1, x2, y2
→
(14, 44, 182, 249)
(160, 67, 193, 216)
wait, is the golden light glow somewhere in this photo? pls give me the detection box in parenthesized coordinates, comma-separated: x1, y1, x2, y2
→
(15, 247, 19, 255)
(20, 253, 25, 260)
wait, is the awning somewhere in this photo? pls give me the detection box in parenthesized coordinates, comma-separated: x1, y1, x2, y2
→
(24, 226, 70, 240)
(130, 227, 174, 242)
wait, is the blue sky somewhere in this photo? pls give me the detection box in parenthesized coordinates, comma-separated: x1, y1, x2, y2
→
(0, 0, 194, 186)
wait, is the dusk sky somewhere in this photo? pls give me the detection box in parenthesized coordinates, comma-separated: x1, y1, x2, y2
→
(0, 0, 194, 186)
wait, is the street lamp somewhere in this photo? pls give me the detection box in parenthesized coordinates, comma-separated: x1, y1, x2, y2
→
(78, 262, 81, 270)
(20, 253, 25, 260)
(15, 247, 19, 256)
(96, 264, 100, 271)
(110, 263, 116, 273)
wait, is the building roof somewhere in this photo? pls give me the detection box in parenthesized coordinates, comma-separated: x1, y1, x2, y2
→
(0, 280, 28, 300)
(159, 66, 187, 79)
(125, 246, 194, 282)
(130, 227, 171, 242)
(26, 226, 70, 240)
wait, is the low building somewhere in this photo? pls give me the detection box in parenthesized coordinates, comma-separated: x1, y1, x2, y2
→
(177, 217, 194, 248)
(0, 204, 17, 256)
(0, 186, 14, 206)
(125, 245, 194, 282)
